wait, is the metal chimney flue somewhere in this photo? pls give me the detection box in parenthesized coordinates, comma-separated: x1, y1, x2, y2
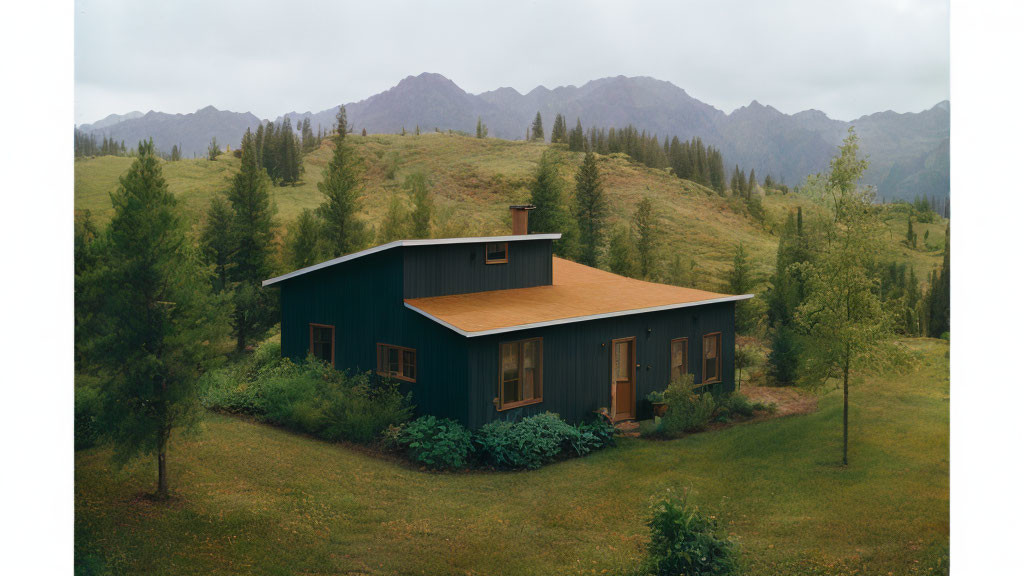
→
(509, 204, 536, 235)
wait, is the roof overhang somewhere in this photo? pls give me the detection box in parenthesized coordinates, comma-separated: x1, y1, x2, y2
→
(405, 293, 755, 338)
(262, 234, 561, 287)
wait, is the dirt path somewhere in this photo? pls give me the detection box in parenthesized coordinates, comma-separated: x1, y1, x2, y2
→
(741, 385, 818, 417)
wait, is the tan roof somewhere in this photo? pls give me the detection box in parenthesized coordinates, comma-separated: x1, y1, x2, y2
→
(405, 257, 751, 337)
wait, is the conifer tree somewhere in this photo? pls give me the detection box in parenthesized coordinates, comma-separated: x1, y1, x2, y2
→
(207, 137, 221, 160)
(200, 196, 234, 293)
(925, 226, 950, 337)
(377, 193, 410, 243)
(528, 150, 575, 256)
(632, 197, 657, 279)
(170, 144, 181, 161)
(531, 112, 544, 141)
(91, 139, 226, 497)
(475, 117, 488, 138)
(572, 152, 608, 267)
(550, 113, 567, 143)
(725, 243, 758, 333)
(285, 208, 323, 269)
(608, 225, 640, 278)
(747, 169, 756, 199)
(318, 106, 367, 257)
(226, 129, 277, 351)
(405, 172, 433, 239)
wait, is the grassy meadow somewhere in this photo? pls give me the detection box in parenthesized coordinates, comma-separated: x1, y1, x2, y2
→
(75, 338, 948, 575)
(74, 132, 947, 286)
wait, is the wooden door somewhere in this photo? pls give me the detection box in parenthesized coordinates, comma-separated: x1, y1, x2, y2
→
(611, 337, 636, 421)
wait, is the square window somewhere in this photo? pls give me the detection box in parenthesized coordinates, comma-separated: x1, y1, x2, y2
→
(485, 242, 508, 264)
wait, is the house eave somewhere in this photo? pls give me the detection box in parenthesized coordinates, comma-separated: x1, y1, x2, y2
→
(404, 293, 754, 338)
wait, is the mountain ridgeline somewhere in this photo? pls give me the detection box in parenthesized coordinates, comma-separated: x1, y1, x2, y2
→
(77, 73, 949, 202)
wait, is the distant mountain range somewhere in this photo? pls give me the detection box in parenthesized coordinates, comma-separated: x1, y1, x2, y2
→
(78, 73, 949, 202)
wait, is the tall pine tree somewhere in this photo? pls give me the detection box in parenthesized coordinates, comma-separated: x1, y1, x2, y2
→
(318, 106, 368, 257)
(572, 152, 608, 267)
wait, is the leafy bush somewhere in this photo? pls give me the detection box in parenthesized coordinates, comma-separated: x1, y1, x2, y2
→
(646, 390, 666, 404)
(717, 393, 755, 418)
(654, 375, 716, 436)
(570, 418, 616, 456)
(199, 341, 413, 444)
(645, 492, 739, 576)
(474, 412, 613, 469)
(400, 416, 473, 470)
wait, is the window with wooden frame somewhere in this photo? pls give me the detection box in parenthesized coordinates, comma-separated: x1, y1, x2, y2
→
(670, 337, 689, 380)
(702, 332, 722, 384)
(497, 337, 542, 410)
(309, 324, 335, 366)
(376, 344, 417, 382)
(485, 242, 509, 264)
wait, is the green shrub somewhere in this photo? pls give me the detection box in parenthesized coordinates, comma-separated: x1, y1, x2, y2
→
(570, 418, 616, 456)
(645, 492, 739, 576)
(474, 412, 577, 469)
(321, 378, 414, 444)
(646, 390, 666, 404)
(654, 375, 716, 437)
(74, 379, 102, 451)
(717, 393, 754, 418)
(400, 416, 473, 470)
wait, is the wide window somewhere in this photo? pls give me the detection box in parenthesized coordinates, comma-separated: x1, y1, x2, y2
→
(670, 337, 688, 380)
(310, 324, 335, 366)
(702, 332, 721, 384)
(377, 344, 416, 382)
(485, 242, 508, 264)
(498, 337, 542, 409)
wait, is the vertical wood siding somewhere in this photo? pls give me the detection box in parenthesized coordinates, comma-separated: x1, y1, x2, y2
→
(464, 302, 736, 428)
(402, 239, 553, 298)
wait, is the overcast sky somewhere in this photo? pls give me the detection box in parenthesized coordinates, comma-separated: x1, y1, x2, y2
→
(74, 0, 949, 125)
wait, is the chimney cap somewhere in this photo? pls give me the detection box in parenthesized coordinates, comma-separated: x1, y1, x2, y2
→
(509, 204, 536, 211)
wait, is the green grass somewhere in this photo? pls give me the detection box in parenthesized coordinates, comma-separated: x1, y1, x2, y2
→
(75, 338, 948, 575)
(78, 133, 946, 288)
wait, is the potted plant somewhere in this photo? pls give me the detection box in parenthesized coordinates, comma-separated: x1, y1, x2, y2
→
(646, 390, 668, 417)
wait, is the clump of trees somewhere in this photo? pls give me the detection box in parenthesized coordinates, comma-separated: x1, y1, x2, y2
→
(74, 129, 128, 158)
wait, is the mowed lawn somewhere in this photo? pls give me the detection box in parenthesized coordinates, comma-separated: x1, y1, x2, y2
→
(75, 338, 948, 575)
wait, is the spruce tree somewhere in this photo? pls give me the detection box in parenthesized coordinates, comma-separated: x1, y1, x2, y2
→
(608, 225, 640, 278)
(318, 106, 367, 257)
(285, 208, 323, 269)
(633, 197, 657, 279)
(405, 172, 433, 239)
(476, 117, 488, 138)
(92, 139, 226, 497)
(529, 150, 575, 256)
(226, 129, 277, 351)
(572, 152, 608, 267)
(200, 196, 234, 293)
(531, 112, 544, 141)
(207, 137, 221, 160)
(725, 243, 758, 333)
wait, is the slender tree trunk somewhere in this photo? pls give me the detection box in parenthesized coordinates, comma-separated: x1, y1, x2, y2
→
(842, 355, 850, 466)
(157, 425, 169, 498)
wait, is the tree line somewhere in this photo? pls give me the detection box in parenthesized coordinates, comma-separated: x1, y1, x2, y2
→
(74, 128, 128, 158)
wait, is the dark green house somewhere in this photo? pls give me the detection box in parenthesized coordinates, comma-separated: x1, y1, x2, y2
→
(263, 206, 752, 427)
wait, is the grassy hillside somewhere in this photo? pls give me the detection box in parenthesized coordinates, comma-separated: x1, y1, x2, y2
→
(74, 132, 946, 286)
(75, 338, 949, 575)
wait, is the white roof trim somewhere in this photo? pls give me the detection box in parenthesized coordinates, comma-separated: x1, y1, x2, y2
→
(404, 293, 755, 338)
(262, 234, 561, 286)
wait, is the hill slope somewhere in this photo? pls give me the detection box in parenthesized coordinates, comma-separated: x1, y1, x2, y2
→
(74, 132, 947, 286)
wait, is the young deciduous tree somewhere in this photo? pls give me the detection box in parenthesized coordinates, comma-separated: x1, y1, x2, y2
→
(632, 196, 657, 279)
(318, 106, 368, 257)
(796, 128, 903, 466)
(572, 152, 608, 267)
(377, 193, 410, 244)
(92, 139, 227, 497)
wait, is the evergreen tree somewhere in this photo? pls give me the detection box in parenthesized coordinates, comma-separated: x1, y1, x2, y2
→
(607, 225, 639, 278)
(318, 106, 368, 257)
(632, 197, 657, 279)
(746, 169, 756, 199)
(226, 129, 277, 351)
(925, 226, 950, 337)
(905, 216, 917, 248)
(475, 117, 488, 138)
(550, 113, 567, 143)
(568, 118, 585, 151)
(170, 144, 181, 161)
(285, 208, 323, 269)
(572, 152, 608, 267)
(91, 139, 227, 497)
(528, 150, 574, 255)
(207, 137, 221, 160)
(377, 193, 410, 244)
(405, 172, 433, 239)
(200, 196, 234, 293)
(531, 112, 544, 141)
(725, 243, 758, 334)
